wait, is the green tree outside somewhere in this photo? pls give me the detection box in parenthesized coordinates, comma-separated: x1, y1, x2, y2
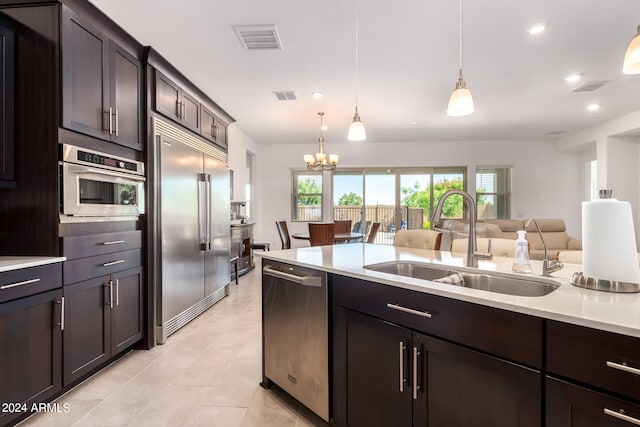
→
(296, 177, 321, 205)
(401, 178, 465, 228)
(337, 192, 363, 206)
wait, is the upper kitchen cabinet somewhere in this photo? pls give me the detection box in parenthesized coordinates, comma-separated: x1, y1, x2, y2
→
(62, 6, 143, 150)
(0, 14, 15, 186)
(147, 47, 234, 153)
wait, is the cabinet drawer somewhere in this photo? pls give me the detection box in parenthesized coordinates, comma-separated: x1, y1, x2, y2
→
(0, 263, 62, 303)
(62, 230, 142, 260)
(547, 320, 640, 401)
(546, 376, 640, 426)
(63, 249, 141, 285)
(333, 274, 543, 368)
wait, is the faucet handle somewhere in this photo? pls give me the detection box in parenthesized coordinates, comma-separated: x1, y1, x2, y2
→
(474, 238, 493, 261)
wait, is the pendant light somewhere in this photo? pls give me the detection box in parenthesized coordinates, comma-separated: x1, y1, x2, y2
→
(304, 112, 339, 170)
(622, 24, 640, 74)
(447, 0, 474, 117)
(347, 0, 366, 141)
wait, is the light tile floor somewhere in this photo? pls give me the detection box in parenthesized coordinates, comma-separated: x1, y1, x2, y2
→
(19, 258, 329, 427)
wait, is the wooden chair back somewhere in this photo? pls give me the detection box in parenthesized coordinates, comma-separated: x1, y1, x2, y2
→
(334, 220, 352, 234)
(366, 222, 381, 243)
(275, 220, 291, 250)
(308, 223, 335, 247)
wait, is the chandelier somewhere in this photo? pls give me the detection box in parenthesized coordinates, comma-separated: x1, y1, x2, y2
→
(304, 112, 339, 170)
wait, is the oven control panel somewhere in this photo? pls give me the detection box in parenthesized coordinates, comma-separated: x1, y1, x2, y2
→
(60, 144, 145, 176)
(77, 150, 138, 172)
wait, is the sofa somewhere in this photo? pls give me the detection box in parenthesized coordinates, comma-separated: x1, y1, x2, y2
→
(438, 218, 582, 260)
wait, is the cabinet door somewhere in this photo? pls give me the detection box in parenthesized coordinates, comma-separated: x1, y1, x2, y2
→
(109, 40, 142, 150)
(155, 70, 181, 122)
(181, 91, 200, 132)
(110, 267, 143, 355)
(0, 289, 62, 427)
(200, 104, 216, 143)
(63, 275, 111, 386)
(416, 333, 541, 427)
(546, 377, 640, 426)
(0, 15, 15, 183)
(216, 120, 228, 151)
(335, 308, 413, 427)
(62, 7, 108, 141)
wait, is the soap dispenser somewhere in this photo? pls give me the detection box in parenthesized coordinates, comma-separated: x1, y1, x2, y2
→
(512, 230, 532, 273)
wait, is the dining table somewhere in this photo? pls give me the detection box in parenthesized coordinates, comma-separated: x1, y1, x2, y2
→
(291, 232, 364, 243)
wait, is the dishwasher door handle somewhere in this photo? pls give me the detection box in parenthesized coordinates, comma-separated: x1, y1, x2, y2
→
(263, 266, 323, 287)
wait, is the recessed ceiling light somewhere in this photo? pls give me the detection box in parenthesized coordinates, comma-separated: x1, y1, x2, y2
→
(321, 125, 328, 131)
(312, 91, 323, 99)
(564, 73, 582, 83)
(409, 121, 417, 125)
(586, 104, 600, 111)
(527, 23, 547, 35)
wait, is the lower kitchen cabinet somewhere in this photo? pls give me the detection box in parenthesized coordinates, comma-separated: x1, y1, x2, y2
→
(0, 289, 63, 427)
(334, 307, 541, 427)
(546, 377, 640, 426)
(63, 266, 143, 386)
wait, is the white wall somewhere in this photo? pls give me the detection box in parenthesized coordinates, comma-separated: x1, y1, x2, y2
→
(253, 138, 583, 249)
(227, 124, 261, 228)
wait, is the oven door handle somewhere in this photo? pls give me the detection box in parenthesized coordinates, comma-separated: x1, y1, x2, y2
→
(65, 164, 146, 182)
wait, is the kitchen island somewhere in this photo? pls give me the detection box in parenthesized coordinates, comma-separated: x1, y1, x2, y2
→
(257, 243, 640, 427)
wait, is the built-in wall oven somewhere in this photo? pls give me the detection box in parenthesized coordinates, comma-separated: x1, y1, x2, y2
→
(59, 144, 145, 222)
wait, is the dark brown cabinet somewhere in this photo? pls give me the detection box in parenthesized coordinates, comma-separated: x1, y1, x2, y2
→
(332, 274, 542, 427)
(63, 266, 143, 385)
(200, 104, 228, 150)
(546, 377, 640, 426)
(62, 231, 144, 386)
(155, 70, 200, 133)
(62, 6, 142, 150)
(0, 264, 63, 427)
(0, 14, 15, 186)
(231, 223, 254, 276)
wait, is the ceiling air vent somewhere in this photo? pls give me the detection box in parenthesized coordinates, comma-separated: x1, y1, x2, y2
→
(233, 25, 282, 50)
(273, 91, 297, 101)
(571, 80, 612, 92)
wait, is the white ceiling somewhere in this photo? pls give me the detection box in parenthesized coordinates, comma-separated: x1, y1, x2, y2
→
(89, 0, 640, 145)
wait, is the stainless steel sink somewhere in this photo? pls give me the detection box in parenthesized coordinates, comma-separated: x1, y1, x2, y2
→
(363, 261, 560, 297)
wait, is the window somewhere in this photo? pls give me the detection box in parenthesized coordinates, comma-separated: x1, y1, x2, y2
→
(245, 151, 255, 218)
(292, 170, 323, 221)
(476, 167, 511, 219)
(588, 160, 598, 201)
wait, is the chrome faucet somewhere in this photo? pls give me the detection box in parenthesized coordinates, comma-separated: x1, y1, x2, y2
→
(431, 189, 491, 268)
(525, 219, 564, 276)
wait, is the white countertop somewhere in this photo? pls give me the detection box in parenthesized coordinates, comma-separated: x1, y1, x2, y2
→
(257, 243, 640, 339)
(0, 256, 66, 273)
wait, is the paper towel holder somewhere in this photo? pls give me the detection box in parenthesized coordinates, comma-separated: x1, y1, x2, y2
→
(570, 272, 640, 293)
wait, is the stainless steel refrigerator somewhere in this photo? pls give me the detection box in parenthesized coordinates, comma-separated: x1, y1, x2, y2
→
(154, 118, 230, 343)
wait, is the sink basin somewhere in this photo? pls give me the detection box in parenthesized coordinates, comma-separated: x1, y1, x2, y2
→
(363, 261, 559, 297)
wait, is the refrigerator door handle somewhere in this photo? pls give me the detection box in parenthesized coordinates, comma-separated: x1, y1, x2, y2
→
(207, 173, 213, 250)
(198, 173, 208, 251)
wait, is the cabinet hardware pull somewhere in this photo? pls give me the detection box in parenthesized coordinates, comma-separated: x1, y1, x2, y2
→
(57, 297, 65, 331)
(176, 100, 181, 118)
(182, 101, 186, 120)
(604, 408, 640, 425)
(386, 303, 432, 319)
(108, 107, 113, 134)
(1, 277, 40, 290)
(212, 124, 217, 140)
(108, 280, 114, 309)
(607, 361, 640, 376)
(102, 240, 125, 245)
(399, 341, 407, 392)
(115, 279, 119, 306)
(413, 347, 421, 400)
(114, 109, 119, 136)
(103, 260, 125, 267)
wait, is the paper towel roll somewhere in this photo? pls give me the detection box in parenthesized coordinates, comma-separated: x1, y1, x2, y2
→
(582, 198, 640, 283)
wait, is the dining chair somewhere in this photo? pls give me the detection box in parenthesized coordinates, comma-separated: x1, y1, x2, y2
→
(334, 220, 352, 234)
(275, 220, 291, 249)
(393, 229, 442, 250)
(366, 222, 381, 244)
(308, 223, 335, 247)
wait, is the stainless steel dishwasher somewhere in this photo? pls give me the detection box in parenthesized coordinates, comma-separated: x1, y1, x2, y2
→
(261, 261, 329, 421)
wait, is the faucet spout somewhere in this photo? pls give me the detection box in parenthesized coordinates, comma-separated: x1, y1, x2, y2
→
(431, 189, 489, 267)
(525, 219, 564, 276)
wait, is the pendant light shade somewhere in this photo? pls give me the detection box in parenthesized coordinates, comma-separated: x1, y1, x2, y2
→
(348, 0, 367, 141)
(447, 0, 474, 117)
(348, 107, 366, 141)
(623, 25, 640, 74)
